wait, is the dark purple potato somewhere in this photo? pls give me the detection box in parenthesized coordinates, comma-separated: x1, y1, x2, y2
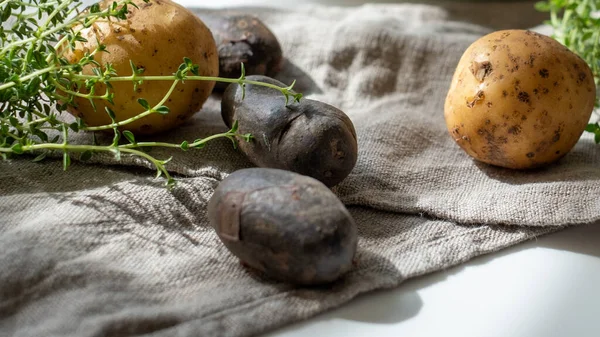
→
(199, 13, 283, 90)
(207, 168, 358, 285)
(222, 75, 358, 188)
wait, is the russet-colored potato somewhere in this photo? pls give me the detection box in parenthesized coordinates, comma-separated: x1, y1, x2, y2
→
(64, 0, 219, 135)
(444, 30, 596, 169)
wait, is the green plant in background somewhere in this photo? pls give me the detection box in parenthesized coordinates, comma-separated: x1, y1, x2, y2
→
(0, 0, 301, 186)
(536, 0, 600, 142)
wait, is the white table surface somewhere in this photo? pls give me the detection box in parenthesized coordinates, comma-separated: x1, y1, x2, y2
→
(137, 1, 600, 336)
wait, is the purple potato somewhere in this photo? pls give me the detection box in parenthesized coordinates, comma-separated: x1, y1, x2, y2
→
(222, 75, 358, 187)
(199, 13, 283, 90)
(207, 168, 358, 285)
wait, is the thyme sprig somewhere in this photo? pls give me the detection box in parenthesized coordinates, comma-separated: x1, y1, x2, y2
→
(0, 0, 302, 187)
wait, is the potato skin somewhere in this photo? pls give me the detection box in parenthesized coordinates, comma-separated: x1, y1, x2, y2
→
(64, 0, 219, 135)
(198, 13, 283, 90)
(222, 75, 358, 187)
(444, 30, 596, 169)
(207, 168, 358, 285)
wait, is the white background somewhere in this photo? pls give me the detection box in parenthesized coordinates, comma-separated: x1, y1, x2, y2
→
(159, 1, 600, 336)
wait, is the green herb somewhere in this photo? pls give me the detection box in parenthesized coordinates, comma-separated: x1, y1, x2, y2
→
(0, 0, 302, 187)
(536, 0, 600, 141)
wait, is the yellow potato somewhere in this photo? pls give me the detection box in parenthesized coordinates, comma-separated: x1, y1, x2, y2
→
(444, 30, 596, 169)
(64, 0, 219, 135)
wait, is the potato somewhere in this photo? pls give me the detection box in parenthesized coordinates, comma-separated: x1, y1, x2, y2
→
(207, 168, 358, 285)
(444, 30, 596, 169)
(222, 75, 358, 187)
(64, 0, 219, 135)
(198, 13, 283, 90)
